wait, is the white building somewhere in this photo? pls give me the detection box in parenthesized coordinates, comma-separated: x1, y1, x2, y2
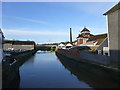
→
(75, 27, 94, 46)
(104, 2, 120, 68)
(66, 43, 73, 49)
(0, 29, 4, 62)
(58, 43, 66, 49)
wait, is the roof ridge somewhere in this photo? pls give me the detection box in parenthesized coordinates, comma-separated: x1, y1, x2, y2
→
(94, 33, 107, 36)
(81, 27, 90, 32)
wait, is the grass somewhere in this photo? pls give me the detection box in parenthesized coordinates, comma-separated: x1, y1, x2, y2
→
(88, 49, 97, 54)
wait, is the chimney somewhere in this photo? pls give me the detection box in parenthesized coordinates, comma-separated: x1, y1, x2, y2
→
(70, 28, 72, 44)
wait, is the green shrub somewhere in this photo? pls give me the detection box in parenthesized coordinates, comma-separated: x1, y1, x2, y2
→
(89, 49, 96, 53)
(4, 40, 35, 45)
(37, 46, 51, 51)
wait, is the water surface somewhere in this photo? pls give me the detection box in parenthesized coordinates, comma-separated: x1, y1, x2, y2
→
(19, 52, 91, 88)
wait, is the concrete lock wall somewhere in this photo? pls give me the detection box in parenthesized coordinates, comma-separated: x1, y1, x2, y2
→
(107, 9, 120, 68)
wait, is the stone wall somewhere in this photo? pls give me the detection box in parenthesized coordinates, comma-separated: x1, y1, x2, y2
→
(4, 44, 12, 50)
(13, 45, 34, 50)
(56, 49, 119, 69)
(80, 51, 110, 65)
(4, 44, 34, 50)
(56, 52, 120, 88)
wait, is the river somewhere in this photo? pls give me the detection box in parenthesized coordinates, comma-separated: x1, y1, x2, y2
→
(19, 52, 119, 88)
(19, 52, 92, 88)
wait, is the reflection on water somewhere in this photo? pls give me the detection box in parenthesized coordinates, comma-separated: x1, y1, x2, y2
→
(19, 52, 91, 88)
(2, 66, 20, 88)
(56, 52, 119, 88)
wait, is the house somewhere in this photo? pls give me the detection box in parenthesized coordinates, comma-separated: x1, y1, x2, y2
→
(66, 43, 73, 49)
(96, 37, 108, 55)
(73, 40, 77, 46)
(103, 2, 120, 68)
(58, 43, 66, 49)
(73, 27, 107, 50)
(86, 33, 108, 50)
(75, 27, 94, 46)
(0, 29, 4, 62)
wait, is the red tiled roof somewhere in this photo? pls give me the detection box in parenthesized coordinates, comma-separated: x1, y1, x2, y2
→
(86, 33, 107, 45)
(77, 34, 83, 38)
(77, 34, 94, 38)
(73, 40, 77, 43)
(96, 38, 106, 45)
(87, 33, 107, 41)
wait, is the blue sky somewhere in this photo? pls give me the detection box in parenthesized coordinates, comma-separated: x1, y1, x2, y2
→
(2, 2, 117, 44)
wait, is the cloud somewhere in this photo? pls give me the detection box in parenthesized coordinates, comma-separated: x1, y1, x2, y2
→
(14, 16, 49, 25)
(3, 15, 49, 25)
(3, 29, 68, 36)
(2, 27, 107, 43)
(3, 28, 70, 43)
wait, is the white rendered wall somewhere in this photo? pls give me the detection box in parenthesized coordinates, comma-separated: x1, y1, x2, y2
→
(108, 10, 119, 51)
(0, 49, 3, 62)
(0, 33, 3, 62)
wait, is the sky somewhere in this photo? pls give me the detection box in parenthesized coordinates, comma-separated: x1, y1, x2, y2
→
(1, 2, 118, 44)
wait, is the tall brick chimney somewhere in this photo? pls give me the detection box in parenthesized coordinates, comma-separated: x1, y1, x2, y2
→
(70, 28, 72, 44)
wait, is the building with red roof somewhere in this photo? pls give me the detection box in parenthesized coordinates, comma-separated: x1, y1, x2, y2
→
(73, 27, 108, 50)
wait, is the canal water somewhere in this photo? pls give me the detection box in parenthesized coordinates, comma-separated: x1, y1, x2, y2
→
(19, 52, 92, 88)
